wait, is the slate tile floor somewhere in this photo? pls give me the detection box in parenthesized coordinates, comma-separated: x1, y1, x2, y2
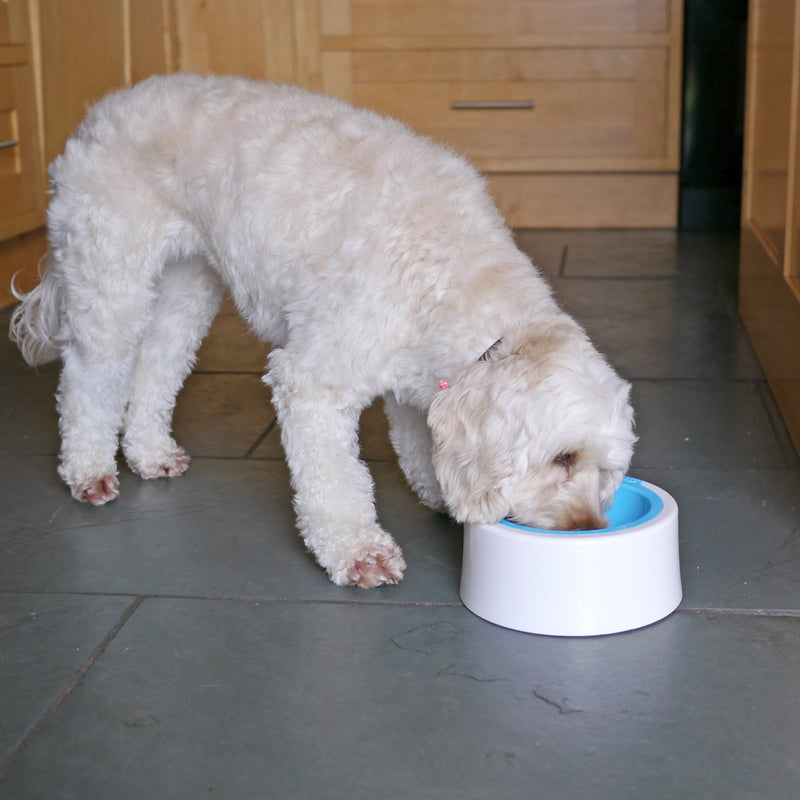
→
(1, 230, 800, 799)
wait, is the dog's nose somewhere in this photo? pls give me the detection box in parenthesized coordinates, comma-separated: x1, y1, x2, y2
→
(560, 509, 607, 531)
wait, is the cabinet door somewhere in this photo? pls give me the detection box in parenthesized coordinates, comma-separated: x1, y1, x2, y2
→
(0, 0, 45, 241)
(739, 0, 800, 456)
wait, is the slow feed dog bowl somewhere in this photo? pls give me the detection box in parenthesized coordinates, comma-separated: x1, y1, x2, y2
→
(461, 477, 681, 636)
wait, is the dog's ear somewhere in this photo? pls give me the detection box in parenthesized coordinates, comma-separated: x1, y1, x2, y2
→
(599, 468, 623, 507)
(598, 380, 636, 507)
(427, 361, 517, 523)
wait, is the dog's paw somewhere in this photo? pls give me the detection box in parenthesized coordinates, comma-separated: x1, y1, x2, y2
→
(71, 475, 120, 506)
(342, 543, 407, 589)
(128, 447, 191, 479)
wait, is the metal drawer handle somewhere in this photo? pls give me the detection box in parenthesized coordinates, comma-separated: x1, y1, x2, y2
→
(0, 139, 19, 150)
(451, 101, 535, 110)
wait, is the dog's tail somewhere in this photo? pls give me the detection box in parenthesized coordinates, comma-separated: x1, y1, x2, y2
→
(9, 257, 63, 366)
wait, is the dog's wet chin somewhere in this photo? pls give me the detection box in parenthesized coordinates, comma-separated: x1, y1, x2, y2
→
(505, 468, 610, 531)
(511, 505, 607, 531)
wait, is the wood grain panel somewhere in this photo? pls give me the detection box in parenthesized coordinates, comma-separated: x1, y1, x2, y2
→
(324, 0, 671, 38)
(740, 226, 800, 455)
(488, 172, 678, 228)
(175, 0, 295, 83)
(326, 48, 670, 170)
(39, 0, 127, 164)
(739, 0, 800, 458)
(0, 1, 45, 242)
(129, 0, 176, 82)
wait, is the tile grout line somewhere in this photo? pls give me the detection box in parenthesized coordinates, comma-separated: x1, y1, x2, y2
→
(556, 274, 677, 281)
(0, 596, 146, 781)
(0, 588, 466, 609)
(243, 418, 278, 458)
(4, 589, 800, 620)
(678, 607, 800, 619)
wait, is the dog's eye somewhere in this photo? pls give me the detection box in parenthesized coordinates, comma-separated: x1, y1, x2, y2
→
(553, 452, 576, 474)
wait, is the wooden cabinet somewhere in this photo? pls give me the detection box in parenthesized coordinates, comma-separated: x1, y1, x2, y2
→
(39, 0, 174, 165)
(320, 48, 669, 168)
(0, 0, 173, 306)
(0, 0, 45, 242)
(739, 0, 800, 456)
(174, 0, 295, 84)
(297, 0, 683, 227)
(1, 0, 685, 306)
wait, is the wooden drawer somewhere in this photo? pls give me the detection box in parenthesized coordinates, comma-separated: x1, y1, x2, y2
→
(320, 0, 671, 38)
(322, 46, 672, 171)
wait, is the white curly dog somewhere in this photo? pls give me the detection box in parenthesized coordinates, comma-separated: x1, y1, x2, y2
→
(10, 74, 635, 588)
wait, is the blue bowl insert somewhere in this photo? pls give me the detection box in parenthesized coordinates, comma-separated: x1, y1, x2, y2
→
(500, 476, 664, 535)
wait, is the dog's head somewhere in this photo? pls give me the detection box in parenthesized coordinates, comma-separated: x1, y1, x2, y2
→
(428, 320, 635, 530)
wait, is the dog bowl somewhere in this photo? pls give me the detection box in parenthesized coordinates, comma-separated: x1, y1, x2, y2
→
(460, 477, 681, 636)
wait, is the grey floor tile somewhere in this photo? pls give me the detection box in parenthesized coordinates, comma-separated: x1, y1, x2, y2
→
(249, 397, 397, 460)
(631, 380, 787, 470)
(0, 365, 59, 456)
(358, 399, 394, 460)
(518, 229, 741, 283)
(0, 457, 462, 603)
(2, 231, 799, 800)
(194, 310, 267, 374)
(2, 600, 799, 800)
(634, 467, 800, 611)
(513, 229, 566, 279)
(245, 422, 285, 458)
(0, 311, 38, 374)
(561, 228, 683, 278)
(0, 456, 305, 598)
(551, 276, 763, 381)
(673, 230, 742, 286)
(0, 593, 135, 764)
(172, 373, 274, 458)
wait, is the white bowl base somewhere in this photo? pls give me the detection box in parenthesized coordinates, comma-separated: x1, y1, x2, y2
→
(460, 478, 681, 637)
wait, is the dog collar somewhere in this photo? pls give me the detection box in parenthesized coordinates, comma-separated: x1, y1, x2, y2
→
(438, 337, 503, 389)
(479, 337, 503, 361)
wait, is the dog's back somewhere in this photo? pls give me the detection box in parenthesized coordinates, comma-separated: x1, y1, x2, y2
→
(40, 75, 536, 354)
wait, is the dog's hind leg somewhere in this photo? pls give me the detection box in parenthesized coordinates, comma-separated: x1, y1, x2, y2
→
(383, 393, 447, 513)
(122, 259, 223, 479)
(55, 256, 161, 506)
(266, 349, 406, 588)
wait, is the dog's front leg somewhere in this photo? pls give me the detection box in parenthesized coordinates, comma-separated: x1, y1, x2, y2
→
(383, 393, 447, 513)
(265, 355, 405, 588)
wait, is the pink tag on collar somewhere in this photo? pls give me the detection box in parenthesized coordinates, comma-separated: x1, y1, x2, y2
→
(439, 379, 451, 390)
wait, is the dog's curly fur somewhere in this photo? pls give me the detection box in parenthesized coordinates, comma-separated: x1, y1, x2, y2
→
(9, 74, 635, 587)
